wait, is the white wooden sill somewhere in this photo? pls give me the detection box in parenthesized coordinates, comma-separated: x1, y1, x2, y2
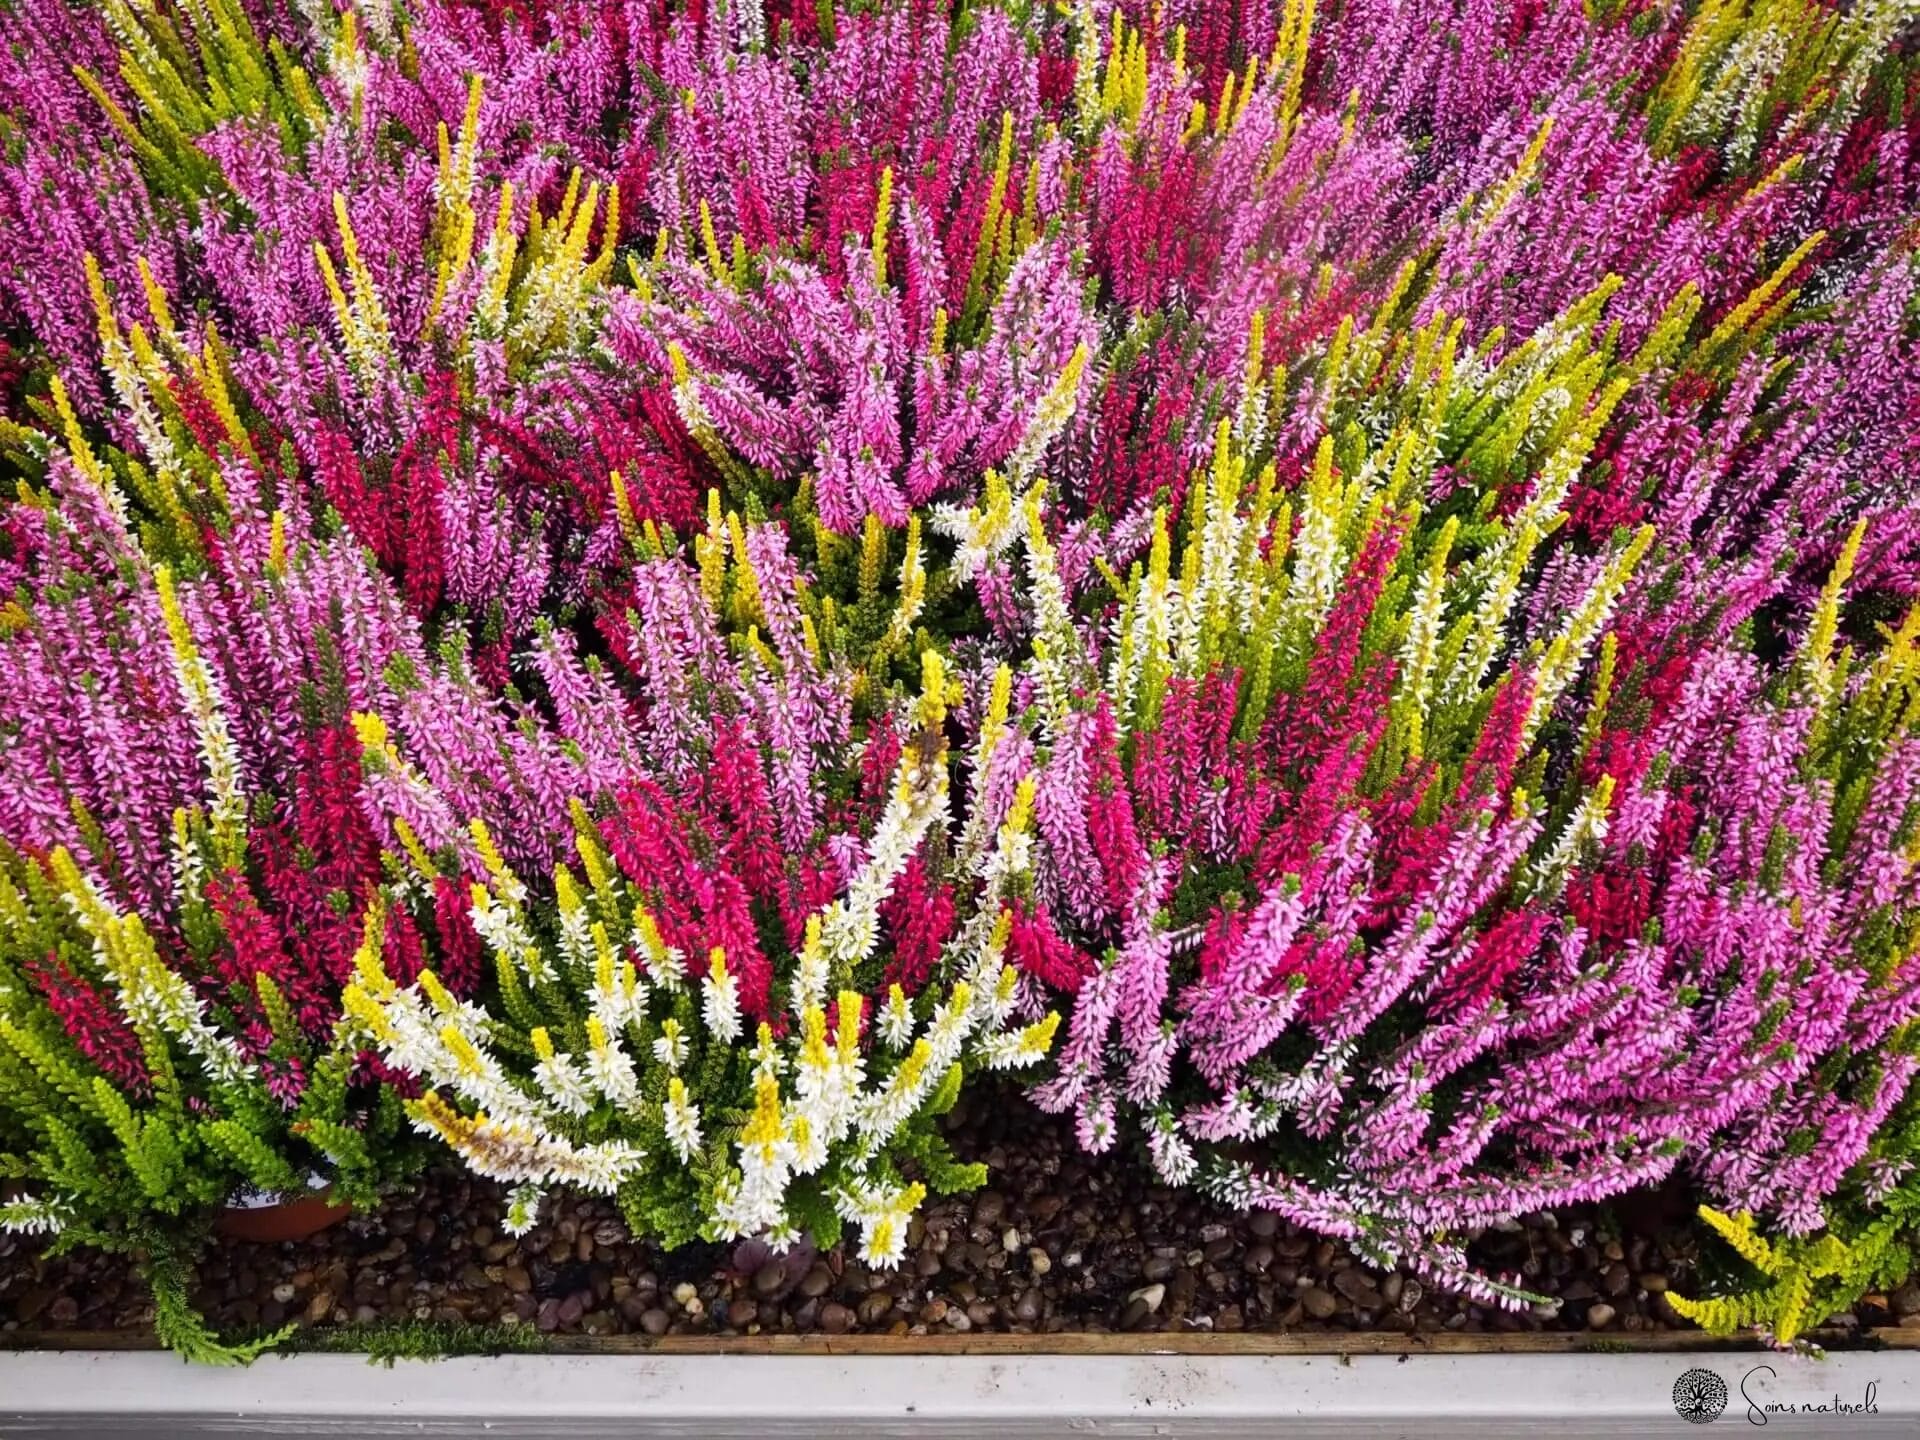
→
(3, 1346, 1917, 1437)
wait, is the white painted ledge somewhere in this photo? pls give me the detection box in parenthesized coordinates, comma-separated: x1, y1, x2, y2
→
(1, 1348, 1916, 1436)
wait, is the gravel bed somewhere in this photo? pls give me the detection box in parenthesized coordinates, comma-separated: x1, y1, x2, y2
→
(6, 1086, 1918, 1343)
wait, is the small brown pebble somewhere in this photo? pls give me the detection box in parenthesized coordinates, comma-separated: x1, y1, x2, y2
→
(639, 1308, 670, 1336)
(819, 1302, 853, 1334)
(921, 1298, 949, 1324)
(1249, 1213, 1279, 1240)
(799, 1264, 833, 1299)
(1586, 1303, 1616, 1330)
(859, 1291, 895, 1324)
(752, 1261, 788, 1298)
(1638, 1272, 1669, 1293)
(1244, 1244, 1274, 1273)
(727, 1299, 758, 1328)
(1333, 1269, 1383, 1310)
(504, 1265, 531, 1293)
(11, 1286, 53, 1324)
(1301, 1287, 1339, 1320)
(47, 1297, 78, 1327)
(972, 1192, 1006, 1227)
(304, 1292, 334, 1324)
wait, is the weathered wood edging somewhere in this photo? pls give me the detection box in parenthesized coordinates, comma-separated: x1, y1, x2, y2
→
(6, 1324, 1920, 1353)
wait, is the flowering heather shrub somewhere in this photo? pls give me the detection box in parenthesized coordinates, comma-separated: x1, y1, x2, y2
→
(340, 606, 1063, 1260)
(0, 0, 1918, 1355)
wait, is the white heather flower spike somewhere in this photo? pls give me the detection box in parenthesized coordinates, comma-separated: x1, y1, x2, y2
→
(878, 984, 915, 1051)
(664, 1077, 703, 1162)
(702, 948, 742, 1044)
(653, 1019, 689, 1072)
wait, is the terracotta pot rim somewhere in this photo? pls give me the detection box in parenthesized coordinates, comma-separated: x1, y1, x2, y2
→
(213, 1188, 351, 1244)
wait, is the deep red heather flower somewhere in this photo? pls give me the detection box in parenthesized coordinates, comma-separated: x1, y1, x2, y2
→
(205, 870, 335, 1040)
(431, 876, 484, 997)
(0, 338, 23, 417)
(24, 954, 148, 1096)
(603, 778, 774, 1016)
(393, 373, 459, 618)
(1084, 700, 1150, 924)
(1425, 907, 1555, 1019)
(880, 852, 955, 995)
(1007, 902, 1097, 995)
(701, 714, 787, 901)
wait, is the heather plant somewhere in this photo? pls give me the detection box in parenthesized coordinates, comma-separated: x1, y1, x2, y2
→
(0, 378, 453, 1358)
(0, 839, 396, 1361)
(338, 524, 1064, 1256)
(1, 0, 1919, 1358)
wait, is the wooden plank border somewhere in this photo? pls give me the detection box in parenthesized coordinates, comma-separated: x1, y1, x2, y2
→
(6, 1325, 1919, 1355)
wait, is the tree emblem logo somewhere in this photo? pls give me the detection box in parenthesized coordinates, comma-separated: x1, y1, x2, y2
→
(1672, 1368, 1729, 1424)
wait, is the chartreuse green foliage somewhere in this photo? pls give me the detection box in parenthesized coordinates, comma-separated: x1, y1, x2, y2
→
(71, 0, 340, 203)
(0, 844, 408, 1362)
(1673, 1202, 1920, 1346)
